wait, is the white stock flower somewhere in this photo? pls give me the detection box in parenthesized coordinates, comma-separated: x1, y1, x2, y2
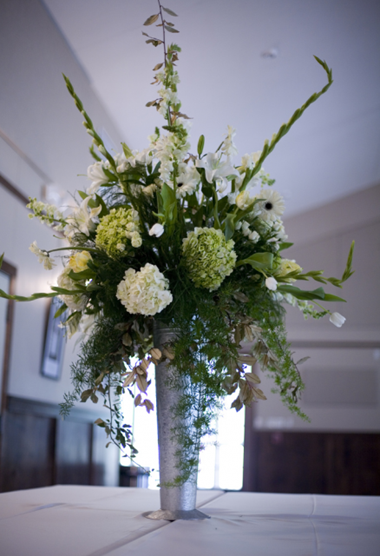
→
(116, 263, 172, 316)
(149, 223, 164, 237)
(248, 231, 260, 243)
(29, 241, 56, 270)
(329, 312, 346, 328)
(87, 162, 108, 195)
(265, 277, 278, 291)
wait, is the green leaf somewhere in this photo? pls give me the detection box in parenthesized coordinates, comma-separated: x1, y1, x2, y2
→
(201, 181, 214, 198)
(323, 293, 346, 302)
(278, 242, 294, 251)
(0, 253, 4, 271)
(224, 213, 236, 241)
(68, 268, 96, 281)
(162, 6, 178, 16)
(51, 286, 87, 295)
(341, 240, 355, 282)
(143, 14, 159, 26)
(160, 182, 177, 225)
(0, 288, 58, 302)
(121, 142, 133, 159)
(236, 252, 274, 271)
(54, 303, 67, 319)
(277, 285, 327, 301)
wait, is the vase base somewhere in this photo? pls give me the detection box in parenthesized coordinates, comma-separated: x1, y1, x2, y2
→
(143, 508, 210, 521)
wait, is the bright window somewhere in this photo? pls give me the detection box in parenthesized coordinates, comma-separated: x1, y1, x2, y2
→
(120, 372, 246, 491)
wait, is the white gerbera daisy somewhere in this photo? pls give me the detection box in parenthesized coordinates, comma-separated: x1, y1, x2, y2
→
(257, 190, 285, 222)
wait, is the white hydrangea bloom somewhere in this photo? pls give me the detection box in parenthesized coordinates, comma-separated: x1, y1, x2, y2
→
(116, 264, 172, 316)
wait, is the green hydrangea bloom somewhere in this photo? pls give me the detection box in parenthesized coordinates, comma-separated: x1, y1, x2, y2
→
(182, 227, 236, 291)
(95, 207, 141, 257)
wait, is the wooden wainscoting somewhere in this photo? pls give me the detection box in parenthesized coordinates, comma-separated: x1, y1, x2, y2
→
(0, 396, 119, 492)
(243, 422, 380, 495)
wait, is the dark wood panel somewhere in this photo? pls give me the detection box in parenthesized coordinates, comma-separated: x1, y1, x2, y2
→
(55, 419, 92, 485)
(0, 411, 55, 492)
(0, 396, 119, 492)
(247, 431, 380, 495)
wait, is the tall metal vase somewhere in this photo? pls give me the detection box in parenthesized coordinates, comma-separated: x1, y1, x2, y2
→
(145, 321, 209, 521)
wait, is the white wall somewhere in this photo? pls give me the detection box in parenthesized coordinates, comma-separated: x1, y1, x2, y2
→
(254, 183, 380, 432)
(0, 0, 122, 408)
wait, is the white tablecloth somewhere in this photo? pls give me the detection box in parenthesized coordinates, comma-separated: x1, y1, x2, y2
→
(0, 485, 379, 556)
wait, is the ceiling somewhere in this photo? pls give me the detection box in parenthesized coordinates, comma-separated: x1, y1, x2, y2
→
(42, 0, 380, 217)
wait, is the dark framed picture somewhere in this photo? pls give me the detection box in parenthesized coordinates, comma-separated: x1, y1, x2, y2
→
(41, 297, 66, 380)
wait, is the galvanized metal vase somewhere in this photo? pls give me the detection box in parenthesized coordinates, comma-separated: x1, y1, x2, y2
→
(144, 321, 209, 521)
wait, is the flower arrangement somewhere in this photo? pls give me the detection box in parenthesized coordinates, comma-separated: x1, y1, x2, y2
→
(0, 2, 354, 479)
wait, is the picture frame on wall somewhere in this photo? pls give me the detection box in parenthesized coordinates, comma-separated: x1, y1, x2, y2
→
(40, 297, 66, 380)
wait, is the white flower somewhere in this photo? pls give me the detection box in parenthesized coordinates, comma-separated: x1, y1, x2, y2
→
(67, 251, 92, 273)
(128, 148, 154, 168)
(65, 196, 102, 240)
(236, 189, 255, 211)
(196, 153, 238, 192)
(176, 165, 200, 198)
(87, 161, 108, 195)
(241, 221, 250, 236)
(29, 241, 55, 270)
(248, 231, 260, 243)
(149, 223, 164, 237)
(240, 151, 262, 171)
(57, 267, 88, 311)
(329, 312, 346, 328)
(256, 190, 285, 222)
(265, 277, 278, 291)
(222, 125, 238, 158)
(116, 263, 172, 316)
(114, 152, 129, 173)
